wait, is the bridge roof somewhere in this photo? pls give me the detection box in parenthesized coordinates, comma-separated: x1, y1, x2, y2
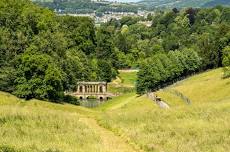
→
(77, 81, 107, 85)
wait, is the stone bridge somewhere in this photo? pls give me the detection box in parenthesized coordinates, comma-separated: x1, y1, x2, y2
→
(71, 82, 113, 100)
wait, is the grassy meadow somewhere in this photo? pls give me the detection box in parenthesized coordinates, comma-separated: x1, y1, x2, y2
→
(0, 69, 230, 152)
(98, 69, 230, 152)
(0, 92, 137, 152)
(0, 92, 102, 152)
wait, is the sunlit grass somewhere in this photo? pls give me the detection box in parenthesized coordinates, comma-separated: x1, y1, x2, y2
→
(98, 97, 230, 152)
(0, 92, 102, 152)
(1, 69, 230, 152)
(98, 68, 230, 152)
(168, 69, 230, 103)
(108, 71, 137, 94)
(118, 71, 137, 87)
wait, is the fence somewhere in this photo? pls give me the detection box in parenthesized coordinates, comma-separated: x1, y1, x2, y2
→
(163, 89, 192, 105)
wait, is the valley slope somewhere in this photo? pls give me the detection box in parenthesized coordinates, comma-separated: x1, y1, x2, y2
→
(0, 69, 230, 151)
(138, 0, 230, 8)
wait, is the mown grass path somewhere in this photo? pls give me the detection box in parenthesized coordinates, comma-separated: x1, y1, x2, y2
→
(0, 91, 142, 152)
(79, 117, 139, 152)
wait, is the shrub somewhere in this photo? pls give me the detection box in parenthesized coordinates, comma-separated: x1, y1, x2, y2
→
(62, 95, 80, 105)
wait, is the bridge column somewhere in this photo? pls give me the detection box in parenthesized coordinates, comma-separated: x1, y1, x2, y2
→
(82, 85, 85, 93)
(103, 85, 106, 93)
(77, 85, 80, 93)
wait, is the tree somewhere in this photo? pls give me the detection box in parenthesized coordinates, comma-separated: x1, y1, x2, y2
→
(14, 53, 64, 100)
(97, 60, 117, 82)
(137, 50, 202, 94)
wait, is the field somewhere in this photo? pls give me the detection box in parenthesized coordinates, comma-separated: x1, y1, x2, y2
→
(0, 69, 230, 152)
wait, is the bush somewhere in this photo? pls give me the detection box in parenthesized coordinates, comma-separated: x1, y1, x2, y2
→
(0, 146, 18, 152)
(62, 95, 80, 105)
(222, 46, 230, 78)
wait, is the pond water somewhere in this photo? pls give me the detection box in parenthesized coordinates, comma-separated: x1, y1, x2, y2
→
(80, 99, 105, 108)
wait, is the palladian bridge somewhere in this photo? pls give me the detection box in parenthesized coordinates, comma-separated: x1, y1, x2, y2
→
(71, 82, 112, 100)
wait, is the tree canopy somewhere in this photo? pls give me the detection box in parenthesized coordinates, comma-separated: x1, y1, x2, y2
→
(0, 0, 117, 102)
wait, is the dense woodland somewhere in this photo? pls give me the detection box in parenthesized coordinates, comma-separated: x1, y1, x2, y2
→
(100, 6, 230, 94)
(0, 0, 117, 102)
(0, 0, 230, 102)
(134, 7, 230, 94)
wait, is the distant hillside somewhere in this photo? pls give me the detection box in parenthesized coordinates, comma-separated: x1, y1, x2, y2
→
(32, 0, 139, 14)
(203, 0, 230, 7)
(138, 0, 230, 8)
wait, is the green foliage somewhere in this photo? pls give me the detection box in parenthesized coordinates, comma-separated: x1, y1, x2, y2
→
(0, 146, 18, 152)
(63, 95, 80, 105)
(1, 0, 230, 101)
(222, 46, 230, 78)
(102, 7, 230, 92)
(0, 0, 117, 102)
(13, 53, 64, 100)
(97, 60, 117, 82)
(137, 49, 202, 94)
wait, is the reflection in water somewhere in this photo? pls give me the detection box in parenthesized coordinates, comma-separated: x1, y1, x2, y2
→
(80, 99, 104, 108)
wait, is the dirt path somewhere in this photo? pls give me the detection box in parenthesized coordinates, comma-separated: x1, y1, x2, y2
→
(79, 117, 139, 152)
(118, 69, 139, 73)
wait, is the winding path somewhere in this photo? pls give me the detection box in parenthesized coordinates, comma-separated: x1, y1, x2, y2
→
(79, 117, 139, 152)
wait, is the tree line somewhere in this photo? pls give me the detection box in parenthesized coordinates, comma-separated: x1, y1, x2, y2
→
(0, 0, 117, 102)
(0, 0, 230, 101)
(101, 7, 230, 94)
(135, 7, 230, 94)
(136, 49, 201, 94)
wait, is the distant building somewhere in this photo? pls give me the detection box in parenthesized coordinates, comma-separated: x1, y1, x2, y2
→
(138, 21, 152, 27)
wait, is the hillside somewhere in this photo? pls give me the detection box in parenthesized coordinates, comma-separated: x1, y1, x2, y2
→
(0, 69, 230, 151)
(138, 0, 230, 8)
(203, 0, 230, 7)
(98, 68, 230, 152)
(0, 91, 137, 152)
